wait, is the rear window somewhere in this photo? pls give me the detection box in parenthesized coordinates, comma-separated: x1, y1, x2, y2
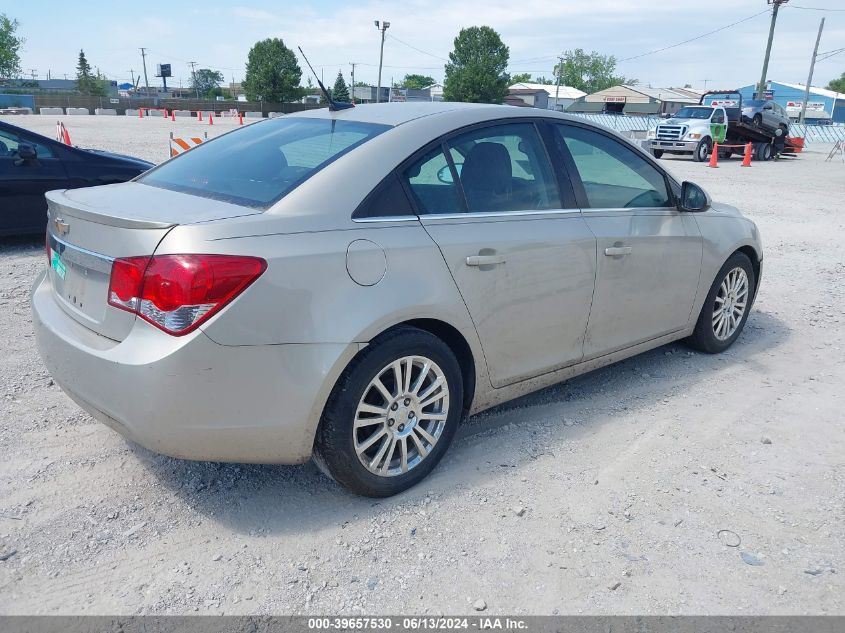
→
(139, 117, 388, 208)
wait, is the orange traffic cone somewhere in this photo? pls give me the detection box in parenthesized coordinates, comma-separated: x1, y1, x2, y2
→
(741, 142, 753, 167)
(171, 110, 175, 121)
(208, 113, 213, 125)
(198, 111, 203, 122)
(62, 124, 71, 146)
(708, 142, 719, 168)
(239, 113, 243, 126)
(138, 108, 143, 118)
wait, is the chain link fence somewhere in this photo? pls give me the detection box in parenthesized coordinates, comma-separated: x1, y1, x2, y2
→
(568, 113, 845, 144)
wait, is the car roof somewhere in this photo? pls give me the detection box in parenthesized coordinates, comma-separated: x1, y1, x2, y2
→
(287, 101, 555, 127)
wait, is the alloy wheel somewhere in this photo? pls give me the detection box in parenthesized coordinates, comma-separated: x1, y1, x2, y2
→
(353, 356, 450, 477)
(712, 267, 749, 340)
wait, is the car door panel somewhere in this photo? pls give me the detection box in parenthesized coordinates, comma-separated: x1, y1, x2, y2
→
(421, 213, 596, 387)
(404, 121, 597, 388)
(554, 123, 702, 359)
(0, 129, 69, 234)
(581, 209, 701, 357)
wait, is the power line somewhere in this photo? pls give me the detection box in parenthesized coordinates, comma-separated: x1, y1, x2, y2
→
(386, 34, 448, 61)
(788, 4, 845, 11)
(617, 9, 770, 62)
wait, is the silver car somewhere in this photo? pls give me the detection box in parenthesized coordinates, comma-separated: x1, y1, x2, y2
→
(32, 103, 762, 497)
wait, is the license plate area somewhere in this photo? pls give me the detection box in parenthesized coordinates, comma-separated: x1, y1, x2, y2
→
(48, 234, 114, 320)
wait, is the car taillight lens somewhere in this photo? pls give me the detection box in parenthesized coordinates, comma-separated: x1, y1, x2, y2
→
(107, 254, 266, 336)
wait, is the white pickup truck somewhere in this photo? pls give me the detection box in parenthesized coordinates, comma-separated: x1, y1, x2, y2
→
(647, 105, 729, 162)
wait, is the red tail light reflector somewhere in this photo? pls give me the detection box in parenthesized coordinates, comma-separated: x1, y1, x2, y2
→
(107, 254, 266, 336)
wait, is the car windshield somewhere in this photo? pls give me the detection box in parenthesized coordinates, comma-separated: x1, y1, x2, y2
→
(673, 107, 713, 119)
(139, 117, 389, 209)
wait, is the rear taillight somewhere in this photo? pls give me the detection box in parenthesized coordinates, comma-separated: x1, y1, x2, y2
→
(107, 254, 266, 336)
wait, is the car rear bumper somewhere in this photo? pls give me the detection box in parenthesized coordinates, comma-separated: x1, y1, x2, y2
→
(31, 270, 358, 464)
(650, 140, 698, 151)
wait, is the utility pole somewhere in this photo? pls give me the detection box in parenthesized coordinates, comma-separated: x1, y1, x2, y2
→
(140, 47, 151, 97)
(30, 69, 37, 80)
(374, 20, 390, 103)
(128, 69, 135, 88)
(799, 17, 825, 124)
(554, 54, 563, 111)
(189, 61, 199, 99)
(756, 0, 789, 99)
(350, 62, 357, 103)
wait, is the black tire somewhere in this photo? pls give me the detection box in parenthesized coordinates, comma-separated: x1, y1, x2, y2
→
(314, 327, 464, 497)
(755, 143, 773, 161)
(685, 252, 756, 354)
(718, 148, 733, 160)
(651, 149, 664, 159)
(752, 114, 763, 128)
(692, 137, 711, 162)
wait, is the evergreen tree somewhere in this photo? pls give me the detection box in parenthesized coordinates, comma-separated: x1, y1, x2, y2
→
(75, 49, 95, 95)
(332, 70, 350, 102)
(243, 38, 302, 102)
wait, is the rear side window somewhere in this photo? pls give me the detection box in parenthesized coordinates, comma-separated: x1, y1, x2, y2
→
(556, 125, 671, 209)
(354, 172, 415, 218)
(139, 118, 388, 209)
(403, 145, 464, 215)
(0, 129, 55, 158)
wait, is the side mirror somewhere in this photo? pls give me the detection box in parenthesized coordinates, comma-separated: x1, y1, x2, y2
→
(16, 143, 38, 161)
(678, 181, 710, 213)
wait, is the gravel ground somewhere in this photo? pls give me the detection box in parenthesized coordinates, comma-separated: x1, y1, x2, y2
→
(1, 115, 843, 615)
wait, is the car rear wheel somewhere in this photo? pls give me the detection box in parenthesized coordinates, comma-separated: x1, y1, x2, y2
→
(651, 149, 664, 159)
(685, 252, 756, 354)
(693, 138, 711, 162)
(752, 114, 763, 128)
(314, 327, 463, 497)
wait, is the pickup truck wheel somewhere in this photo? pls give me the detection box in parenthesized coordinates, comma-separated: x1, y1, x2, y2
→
(692, 138, 711, 162)
(651, 149, 664, 159)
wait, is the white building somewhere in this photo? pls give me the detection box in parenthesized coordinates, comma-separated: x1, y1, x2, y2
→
(508, 82, 586, 111)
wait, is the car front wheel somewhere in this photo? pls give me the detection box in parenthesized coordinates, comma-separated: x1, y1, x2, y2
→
(686, 252, 756, 354)
(693, 138, 711, 162)
(314, 327, 463, 497)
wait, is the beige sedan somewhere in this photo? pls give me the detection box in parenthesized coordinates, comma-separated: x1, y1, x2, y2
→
(32, 103, 762, 497)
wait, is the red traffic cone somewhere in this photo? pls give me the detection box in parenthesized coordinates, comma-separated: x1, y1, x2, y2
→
(198, 111, 203, 122)
(171, 110, 176, 121)
(239, 113, 243, 126)
(741, 142, 753, 167)
(208, 113, 213, 125)
(62, 124, 72, 146)
(138, 108, 143, 118)
(708, 142, 719, 168)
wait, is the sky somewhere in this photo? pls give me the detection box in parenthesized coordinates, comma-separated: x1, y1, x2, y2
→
(7, 0, 845, 91)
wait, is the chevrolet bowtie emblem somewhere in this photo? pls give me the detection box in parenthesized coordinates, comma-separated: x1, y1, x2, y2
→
(53, 217, 70, 236)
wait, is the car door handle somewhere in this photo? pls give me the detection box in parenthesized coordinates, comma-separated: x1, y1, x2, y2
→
(466, 255, 506, 267)
(604, 246, 632, 257)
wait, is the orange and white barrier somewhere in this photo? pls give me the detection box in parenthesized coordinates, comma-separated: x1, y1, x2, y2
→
(55, 121, 72, 146)
(169, 132, 206, 157)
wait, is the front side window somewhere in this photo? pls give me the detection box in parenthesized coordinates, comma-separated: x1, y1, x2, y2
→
(447, 123, 559, 213)
(0, 129, 54, 158)
(556, 125, 671, 209)
(139, 118, 388, 209)
(403, 145, 464, 215)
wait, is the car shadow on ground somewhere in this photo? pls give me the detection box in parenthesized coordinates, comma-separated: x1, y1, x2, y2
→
(131, 307, 790, 535)
(0, 234, 44, 254)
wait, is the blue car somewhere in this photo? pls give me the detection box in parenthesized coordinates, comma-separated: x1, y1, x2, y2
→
(0, 120, 153, 236)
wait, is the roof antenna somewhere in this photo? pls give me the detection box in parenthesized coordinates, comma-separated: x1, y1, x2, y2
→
(298, 46, 354, 111)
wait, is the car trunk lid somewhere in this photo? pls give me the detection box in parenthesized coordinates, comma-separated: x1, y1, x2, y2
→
(45, 183, 262, 341)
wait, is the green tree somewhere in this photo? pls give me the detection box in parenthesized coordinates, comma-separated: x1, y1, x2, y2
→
(510, 72, 532, 84)
(75, 49, 96, 95)
(443, 26, 509, 104)
(332, 70, 350, 102)
(827, 72, 845, 94)
(243, 38, 302, 102)
(399, 73, 435, 89)
(533, 76, 555, 85)
(553, 49, 634, 94)
(190, 68, 224, 97)
(0, 13, 24, 79)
